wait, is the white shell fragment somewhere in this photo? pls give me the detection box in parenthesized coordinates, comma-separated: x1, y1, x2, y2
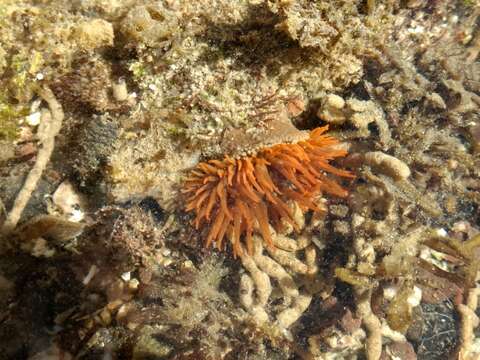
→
(52, 181, 87, 222)
(26, 111, 42, 126)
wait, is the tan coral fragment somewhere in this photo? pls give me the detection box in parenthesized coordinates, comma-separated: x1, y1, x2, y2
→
(458, 288, 480, 359)
(317, 94, 347, 125)
(73, 19, 114, 50)
(239, 231, 315, 330)
(355, 288, 383, 360)
(364, 151, 411, 181)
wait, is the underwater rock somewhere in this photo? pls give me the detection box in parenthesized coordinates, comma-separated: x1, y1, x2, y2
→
(132, 326, 173, 360)
(72, 19, 114, 51)
(121, 5, 178, 47)
(52, 181, 87, 222)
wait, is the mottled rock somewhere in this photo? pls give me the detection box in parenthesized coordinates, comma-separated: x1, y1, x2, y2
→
(121, 5, 178, 46)
(73, 19, 114, 50)
(380, 341, 417, 360)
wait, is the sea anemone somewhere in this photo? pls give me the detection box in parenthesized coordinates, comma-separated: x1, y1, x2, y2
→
(183, 126, 354, 257)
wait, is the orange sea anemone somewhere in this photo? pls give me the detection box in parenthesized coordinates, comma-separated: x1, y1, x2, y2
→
(183, 126, 354, 257)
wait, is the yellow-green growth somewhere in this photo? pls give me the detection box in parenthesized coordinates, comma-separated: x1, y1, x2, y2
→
(8, 52, 43, 103)
(0, 95, 28, 140)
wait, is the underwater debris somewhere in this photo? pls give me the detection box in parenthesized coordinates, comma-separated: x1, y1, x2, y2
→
(308, 305, 366, 359)
(76, 205, 165, 272)
(125, 256, 259, 359)
(14, 215, 84, 257)
(422, 233, 480, 359)
(0, 1, 478, 359)
(335, 226, 480, 359)
(183, 126, 354, 257)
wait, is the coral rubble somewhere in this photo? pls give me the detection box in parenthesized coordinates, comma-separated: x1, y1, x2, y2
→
(0, 0, 479, 359)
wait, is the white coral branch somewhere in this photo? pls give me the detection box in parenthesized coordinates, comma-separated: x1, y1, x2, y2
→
(239, 231, 316, 331)
(458, 288, 480, 360)
(1, 87, 63, 235)
(355, 288, 382, 360)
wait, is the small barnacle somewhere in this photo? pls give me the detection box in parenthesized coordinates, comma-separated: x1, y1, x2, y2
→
(183, 126, 354, 257)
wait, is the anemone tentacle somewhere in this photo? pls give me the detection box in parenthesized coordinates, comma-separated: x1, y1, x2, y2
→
(183, 125, 354, 257)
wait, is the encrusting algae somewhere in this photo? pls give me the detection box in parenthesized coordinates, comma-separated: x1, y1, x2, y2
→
(183, 126, 354, 257)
